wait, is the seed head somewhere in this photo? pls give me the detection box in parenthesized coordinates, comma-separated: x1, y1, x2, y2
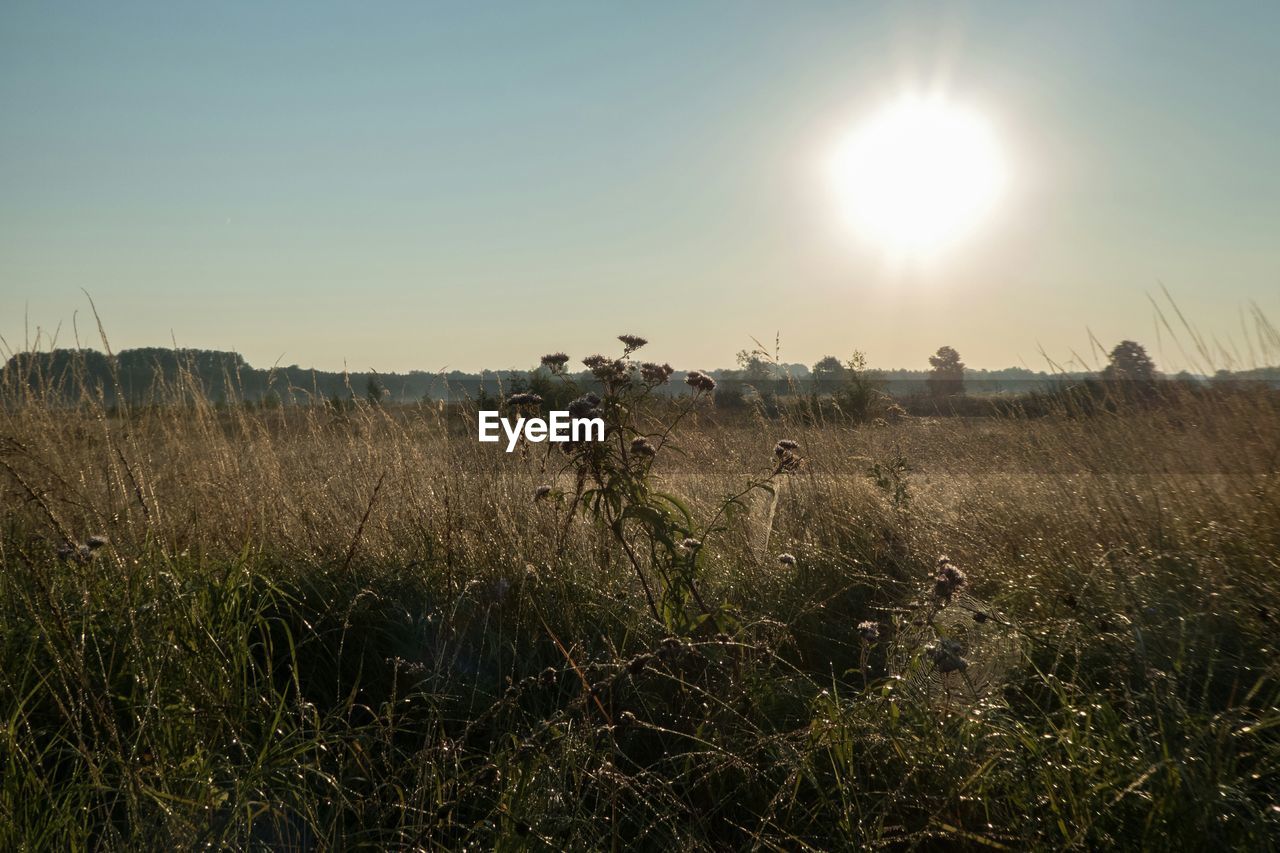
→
(85, 534, 108, 549)
(583, 354, 629, 383)
(681, 537, 702, 551)
(507, 391, 543, 407)
(685, 370, 717, 393)
(618, 334, 648, 351)
(630, 436, 656, 457)
(540, 352, 570, 372)
(567, 394, 600, 419)
(777, 552, 797, 567)
(857, 620, 880, 643)
(934, 555, 968, 603)
(773, 440, 802, 473)
(533, 485, 553, 501)
(640, 362, 674, 384)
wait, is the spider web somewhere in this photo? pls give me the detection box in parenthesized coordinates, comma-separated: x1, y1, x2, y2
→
(888, 592, 1021, 707)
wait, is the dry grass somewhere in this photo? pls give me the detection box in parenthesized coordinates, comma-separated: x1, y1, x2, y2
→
(2, 350, 1279, 849)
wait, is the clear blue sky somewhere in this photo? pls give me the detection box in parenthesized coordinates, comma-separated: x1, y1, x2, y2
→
(2, 1, 1277, 372)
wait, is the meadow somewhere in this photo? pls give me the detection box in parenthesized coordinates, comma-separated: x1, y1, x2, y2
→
(1, 341, 1278, 850)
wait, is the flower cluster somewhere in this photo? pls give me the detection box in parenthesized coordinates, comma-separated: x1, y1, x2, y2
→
(777, 552, 797, 567)
(583, 354, 630, 385)
(857, 620, 880, 643)
(540, 352, 570, 373)
(639, 362, 674, 385)
(617, 334, 648, 352)
(567, 392, 601, 419)
(507, 392, 543, 407)
(630, 436, 657, 457)
(684, 370, 716, 393)
(934, 555, 967, 603)
(773, 439, 802, 473)
(533, 485, 553, 501)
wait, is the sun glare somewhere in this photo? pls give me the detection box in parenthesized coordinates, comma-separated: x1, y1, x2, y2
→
(830, 95, 1008, 258)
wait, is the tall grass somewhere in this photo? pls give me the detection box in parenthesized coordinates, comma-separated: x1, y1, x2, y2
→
(1, 335, 1278, 849)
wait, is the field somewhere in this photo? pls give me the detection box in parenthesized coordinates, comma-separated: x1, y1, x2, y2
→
(2, 352, 1279, 850)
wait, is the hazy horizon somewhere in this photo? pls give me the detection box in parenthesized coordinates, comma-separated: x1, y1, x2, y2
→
(3, 2, 1278, 374)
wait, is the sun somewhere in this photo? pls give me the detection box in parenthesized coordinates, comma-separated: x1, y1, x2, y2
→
(829, 95, 1008, 257)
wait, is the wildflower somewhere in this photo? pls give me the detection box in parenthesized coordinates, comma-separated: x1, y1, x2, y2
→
(681, 537, 702, 551)
(618, 334, 648, 351)
(685, 370, 717, 393)
(773, 440, 802, 473)
(584, 354, 629, 383)
(540, 352, 570, 372)
(507, 392, 543, 406)
(533, 485, 553, 501)
(934, 555, 967, 603)
(927, 638, 968, 673)
(639, 362, 674, 384)
(630, 436, 656, 457)
(857, 620, 880, 643)
(567, 394, 600, 419)
(777, 553, 797, 567)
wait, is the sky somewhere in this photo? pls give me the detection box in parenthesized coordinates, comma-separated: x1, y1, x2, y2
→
(2, 1, 1278, 373)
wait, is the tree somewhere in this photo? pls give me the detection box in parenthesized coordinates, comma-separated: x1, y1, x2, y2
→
(526, 366, 581, 411)
(810, 356, 847, 392)
(927, 346, 965, 397)
(1102, 340, 1157, 385)
(836, 351, 881, 421)
(735, 349, 772, 385)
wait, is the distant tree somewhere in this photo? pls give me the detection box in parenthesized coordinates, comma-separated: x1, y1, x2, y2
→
(927, 346, 965, 397)
(835, 351, 882, 421)
(1102, 340, 1157, 385)
(526, 366, 581, 410)
(736, 349, 772, 385)
(366, 376, 386, 406)
(811, 355, 847, 392)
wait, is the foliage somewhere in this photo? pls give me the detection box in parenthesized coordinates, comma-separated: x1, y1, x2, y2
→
(531, 336, 800, 635)
(927, 345, 966, 397)
(1103, 339, 1159, 385)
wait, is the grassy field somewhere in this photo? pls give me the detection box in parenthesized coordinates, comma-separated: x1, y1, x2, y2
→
(2, 349, 1279, 850)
